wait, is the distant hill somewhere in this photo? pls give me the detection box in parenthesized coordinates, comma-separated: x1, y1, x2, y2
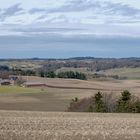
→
(0, 57, 140, 80)
(0, 57, 140, 61)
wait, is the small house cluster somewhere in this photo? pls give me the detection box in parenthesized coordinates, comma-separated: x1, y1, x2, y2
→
(0, 75, 18, 86)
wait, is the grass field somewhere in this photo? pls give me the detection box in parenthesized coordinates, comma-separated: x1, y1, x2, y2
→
(103, 67, 140, 79)
(0, 78, 139, 140)
(0, 60, 42, 70)
(0, 77, 140, 111)
(0, 110, 139, 140)
(0, 86, 44, 94)
(55, 67, 140, 80)
(0, 87, 94, 111)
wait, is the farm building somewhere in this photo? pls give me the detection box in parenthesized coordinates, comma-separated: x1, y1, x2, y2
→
(9, 75, 18, 81)
(0, 79, 11, 85)
(0, 75, 19, 86)
(9, 75, 18, 85)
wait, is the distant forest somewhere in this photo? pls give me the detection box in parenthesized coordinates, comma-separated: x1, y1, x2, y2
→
(0, 57, 140, 80)
(39, 57, 140, 71)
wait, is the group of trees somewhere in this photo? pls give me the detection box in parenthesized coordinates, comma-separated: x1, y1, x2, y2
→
(38, 71, 87, 80)
(38, 71, 56, 78)
(0, 65, 87, 80)
(0, 65, 9, 71)
(57, 71, 87, 80)
(92, 73, 120, 79)
(41, 58, 140, 72)
(116, 90, 140, 113)
(68, 90, 140, 113)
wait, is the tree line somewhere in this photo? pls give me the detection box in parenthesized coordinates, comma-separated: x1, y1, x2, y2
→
(39, 71, 87, 80)
(68, 90, 140, 113)
(0, 66, 87, 80)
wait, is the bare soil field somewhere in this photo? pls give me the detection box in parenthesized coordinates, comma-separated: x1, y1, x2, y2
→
(0, 77, 140, 111)
(23, 76, 140, 92)
(0, 110, 139, 140)
(0, 88, 94, 111)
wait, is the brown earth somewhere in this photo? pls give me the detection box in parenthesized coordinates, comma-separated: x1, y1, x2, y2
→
(0, 110, 140, 140)
(0, 76, 139, 111)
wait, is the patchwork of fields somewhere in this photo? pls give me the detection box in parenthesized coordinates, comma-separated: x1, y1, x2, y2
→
(0, 77, 140, 111)
(0, 86, 43, 94)
(0, 75, 139, 140)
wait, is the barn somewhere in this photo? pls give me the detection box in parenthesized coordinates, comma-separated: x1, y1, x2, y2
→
(0, 79, 11, 86)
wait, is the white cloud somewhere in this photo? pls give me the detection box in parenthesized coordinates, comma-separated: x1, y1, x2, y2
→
(0, 0, 140, 37)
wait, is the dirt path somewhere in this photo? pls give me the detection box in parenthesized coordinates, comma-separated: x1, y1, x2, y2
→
(46, 84, 122, 91)
(28, 83, 122, 91)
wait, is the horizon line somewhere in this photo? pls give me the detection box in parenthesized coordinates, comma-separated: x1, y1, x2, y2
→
(0, 56, 139, 60)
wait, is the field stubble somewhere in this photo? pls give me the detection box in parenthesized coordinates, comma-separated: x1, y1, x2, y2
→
(0, 111, 139, 140)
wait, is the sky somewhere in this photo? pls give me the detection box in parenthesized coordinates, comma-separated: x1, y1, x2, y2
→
(0, 0, 140, 58)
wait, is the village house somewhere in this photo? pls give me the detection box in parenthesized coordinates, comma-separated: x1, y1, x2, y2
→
(0, 75, 18, 86)
(9, 75, 18, 85)
(0, 79, 11, 86)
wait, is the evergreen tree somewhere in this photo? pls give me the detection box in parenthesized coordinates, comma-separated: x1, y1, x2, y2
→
(94, 92, 106, 112)
(116, 90, 131, 112)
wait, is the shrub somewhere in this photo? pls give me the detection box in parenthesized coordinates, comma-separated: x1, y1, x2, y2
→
(116, 90, 132, 113)
(68, 90, 140, 113)
(103, 93, 117, 112)
(132, 101, 140, 113)
(45, 71, 56, 78)
(57, 71, 87, 80)
(15, 77, 25, 86)
(72, 97, 79, 102)
(68, 92, 106, 112)
(88, 105, 93, 112)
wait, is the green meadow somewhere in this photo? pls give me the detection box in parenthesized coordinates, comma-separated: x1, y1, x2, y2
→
(0, 86, 44, 94)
